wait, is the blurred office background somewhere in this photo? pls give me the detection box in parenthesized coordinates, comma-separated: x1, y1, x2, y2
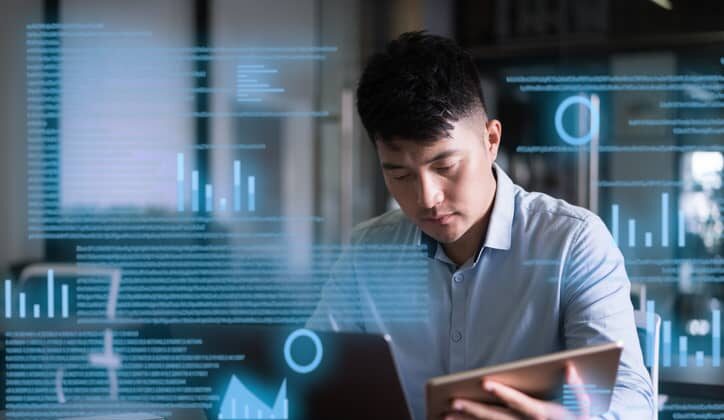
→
(0, 0, 722, 418)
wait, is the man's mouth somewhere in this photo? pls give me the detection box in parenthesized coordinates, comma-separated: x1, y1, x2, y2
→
(423, 213, 455, 225)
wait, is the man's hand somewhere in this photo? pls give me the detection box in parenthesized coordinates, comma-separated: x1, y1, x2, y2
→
(444, 364, 591, 420)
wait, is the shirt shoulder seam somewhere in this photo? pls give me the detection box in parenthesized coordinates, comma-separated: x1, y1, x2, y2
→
(516, 187, 591, 224)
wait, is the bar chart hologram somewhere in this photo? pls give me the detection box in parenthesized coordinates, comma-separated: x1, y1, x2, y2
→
(3, 270, 71, 320)
(647, 300, 721, 368)
(609, 193, 686, 249)
(176, 153, 258, 214)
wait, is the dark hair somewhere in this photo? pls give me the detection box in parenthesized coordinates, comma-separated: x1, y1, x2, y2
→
(356, 31, 486, 145)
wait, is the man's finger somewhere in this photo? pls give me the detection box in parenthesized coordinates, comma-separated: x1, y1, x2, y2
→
(565, 363, 591, 418)
(450, 398, 518, 420)
(482, 380, 547, 419)
(443, 413, 478, 420)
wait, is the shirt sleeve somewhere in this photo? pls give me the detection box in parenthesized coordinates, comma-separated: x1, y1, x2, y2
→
(305, 249, 366, 333)
(561, 214, 656, 420)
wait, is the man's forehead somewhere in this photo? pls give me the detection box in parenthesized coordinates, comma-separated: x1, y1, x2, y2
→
(377, 130, 474, 158)
(376, 116, 483, 152)
(377, 136, 451, 153)
(377, 138, 465, 170)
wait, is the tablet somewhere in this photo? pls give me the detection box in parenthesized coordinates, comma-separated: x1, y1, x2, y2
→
(426, 341, 623, 419)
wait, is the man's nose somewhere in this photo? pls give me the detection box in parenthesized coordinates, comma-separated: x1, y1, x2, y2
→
(416, 173, 443, 209)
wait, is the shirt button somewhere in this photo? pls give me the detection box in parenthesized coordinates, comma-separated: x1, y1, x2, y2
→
(452, 330, 463, 342)
(453, 274, 463, 283)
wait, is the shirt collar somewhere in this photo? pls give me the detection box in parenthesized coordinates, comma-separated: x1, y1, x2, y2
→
(418, 163, 515, 261)
(483, 163, 514, 251)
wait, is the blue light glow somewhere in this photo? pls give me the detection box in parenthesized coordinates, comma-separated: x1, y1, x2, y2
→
(284, 328, 323, 374)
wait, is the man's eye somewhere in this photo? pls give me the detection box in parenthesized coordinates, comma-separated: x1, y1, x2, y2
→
(393, 173, 410, 180)
(435, 162, 457, 173)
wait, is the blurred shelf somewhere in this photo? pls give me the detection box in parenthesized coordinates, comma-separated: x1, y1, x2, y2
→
(466, 31, 724, 60)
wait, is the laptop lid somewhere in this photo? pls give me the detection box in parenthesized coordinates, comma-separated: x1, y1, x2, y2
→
(176, 326, 413, 420)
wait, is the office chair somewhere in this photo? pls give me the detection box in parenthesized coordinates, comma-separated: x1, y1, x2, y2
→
(634, 309, 661, 419)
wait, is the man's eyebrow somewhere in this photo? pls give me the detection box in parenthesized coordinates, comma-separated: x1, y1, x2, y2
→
(424, 150, 461, 164)
(381, 150, 461, 170)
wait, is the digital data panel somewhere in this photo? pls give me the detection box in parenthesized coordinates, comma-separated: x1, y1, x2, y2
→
(1, 2, 722, 420)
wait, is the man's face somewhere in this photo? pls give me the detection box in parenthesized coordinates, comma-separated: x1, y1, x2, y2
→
(376, 115, 502, 245)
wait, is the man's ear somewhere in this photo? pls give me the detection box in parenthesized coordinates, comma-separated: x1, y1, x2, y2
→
(485, 119, 502, 161)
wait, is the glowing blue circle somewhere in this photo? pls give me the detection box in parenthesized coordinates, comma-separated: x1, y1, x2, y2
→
(284, 329, 323, 374)
(554, 95, 600, 146)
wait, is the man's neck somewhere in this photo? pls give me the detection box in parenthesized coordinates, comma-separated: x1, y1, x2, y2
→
(442, 221, 486, 266)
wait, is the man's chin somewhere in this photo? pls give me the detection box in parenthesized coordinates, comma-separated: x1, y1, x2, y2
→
(419, 225, 464, 245)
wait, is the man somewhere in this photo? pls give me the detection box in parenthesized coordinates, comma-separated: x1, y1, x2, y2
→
(308, 31, 654, 420)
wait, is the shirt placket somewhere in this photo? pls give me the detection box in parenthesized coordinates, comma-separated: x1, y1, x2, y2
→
(449, 269, 467, 372)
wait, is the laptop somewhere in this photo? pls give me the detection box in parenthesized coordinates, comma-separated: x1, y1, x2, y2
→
(152, 326, 414, 420)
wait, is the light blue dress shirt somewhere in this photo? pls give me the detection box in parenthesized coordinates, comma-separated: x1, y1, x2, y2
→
(307, 164, 654, 420)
